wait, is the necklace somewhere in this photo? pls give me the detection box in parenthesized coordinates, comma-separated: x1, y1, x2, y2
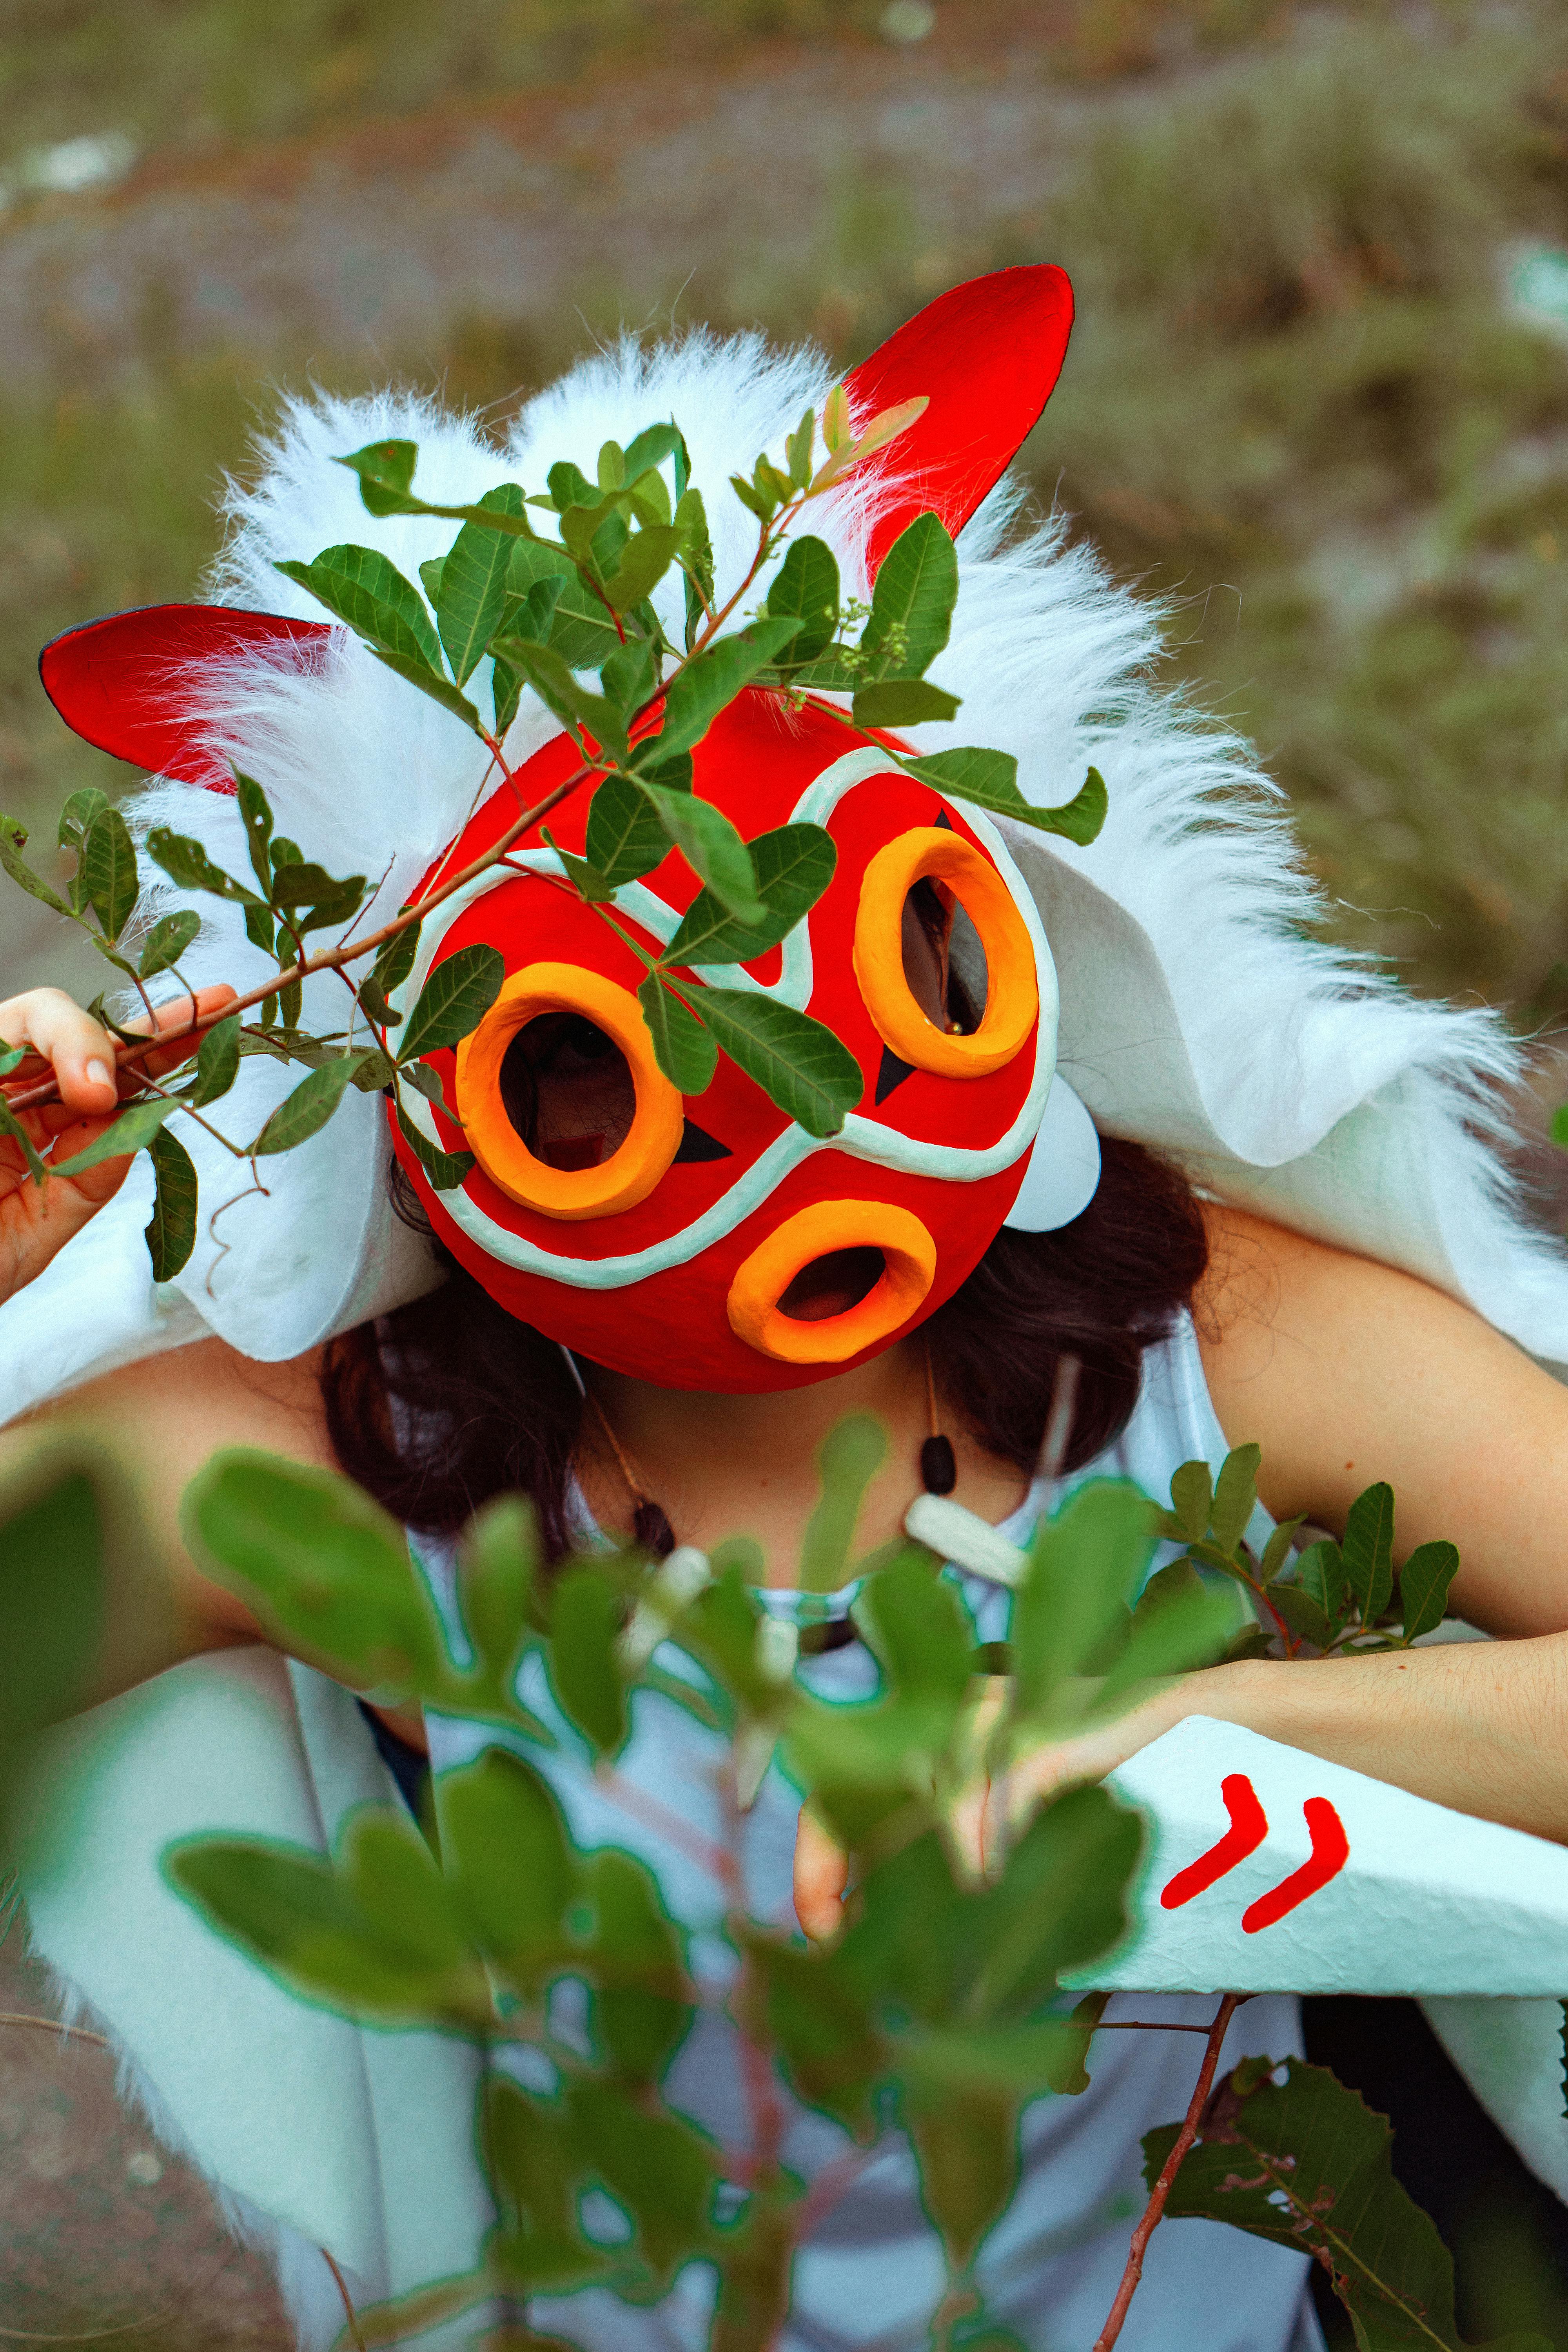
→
(559, 1342, 966, 1648)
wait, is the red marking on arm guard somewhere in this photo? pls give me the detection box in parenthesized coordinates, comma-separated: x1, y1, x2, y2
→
(1241, 1797, 1350, 1933)
(1159, 1773, 1269, 1909)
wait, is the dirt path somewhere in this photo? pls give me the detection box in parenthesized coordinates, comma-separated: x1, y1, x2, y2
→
(0, 9, 1100, 389)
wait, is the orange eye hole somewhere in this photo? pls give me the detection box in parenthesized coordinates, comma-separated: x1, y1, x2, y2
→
(455, 963, 683, 1220)
(727, 1200, 937, 1365)
(853, 826, 1037, 1078)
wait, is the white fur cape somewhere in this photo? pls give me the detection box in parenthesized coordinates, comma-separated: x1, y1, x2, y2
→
(6, 324, 1568, 2336)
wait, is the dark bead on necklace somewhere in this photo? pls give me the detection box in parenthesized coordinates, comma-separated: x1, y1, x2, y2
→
(920, 1434, 957, 1496)
(633, 1497, 677, 1558)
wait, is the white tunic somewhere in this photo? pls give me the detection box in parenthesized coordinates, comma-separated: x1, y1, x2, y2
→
(420, 1318, 1325, 2352)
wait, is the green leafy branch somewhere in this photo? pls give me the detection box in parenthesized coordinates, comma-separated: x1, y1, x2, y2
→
(1154, 1446, 1461, 1660)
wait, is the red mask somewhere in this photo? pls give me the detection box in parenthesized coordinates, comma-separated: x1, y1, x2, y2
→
(39, 267, 1089, 1391)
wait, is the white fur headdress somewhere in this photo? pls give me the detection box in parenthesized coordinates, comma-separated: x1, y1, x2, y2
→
(4, 307, 1566, 1424)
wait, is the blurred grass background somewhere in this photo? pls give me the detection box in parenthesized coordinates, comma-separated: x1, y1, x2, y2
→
(2, 0, 1567, 1034)
(4, 5, 1568, 2343)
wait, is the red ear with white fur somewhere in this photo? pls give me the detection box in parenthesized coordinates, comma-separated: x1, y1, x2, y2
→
(38, 604, 331, 793)
(842, 265, 1074, 578)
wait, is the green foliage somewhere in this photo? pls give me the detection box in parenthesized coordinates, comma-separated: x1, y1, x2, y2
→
(1150, 2055, 1550, 2351)
(145, 1421, 1483, 2349)
(1151, 1445, 1457, 1661)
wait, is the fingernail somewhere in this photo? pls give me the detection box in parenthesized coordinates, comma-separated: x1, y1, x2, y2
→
(85, 1059, 113, 1091)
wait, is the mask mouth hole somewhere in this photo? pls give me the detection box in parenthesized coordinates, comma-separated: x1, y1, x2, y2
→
(902, 878, 987, 1035)
(500, 1012, 636, 1172)
(777, 1246, 886, 1323)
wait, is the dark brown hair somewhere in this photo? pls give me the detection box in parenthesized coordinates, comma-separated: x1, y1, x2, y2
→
(321, 1137, 1209, 1554)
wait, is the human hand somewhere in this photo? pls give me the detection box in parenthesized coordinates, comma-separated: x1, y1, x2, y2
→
(0, 985, 237, 1306)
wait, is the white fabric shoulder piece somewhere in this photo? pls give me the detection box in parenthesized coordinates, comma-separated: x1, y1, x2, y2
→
(2, 323, 1563, 1418)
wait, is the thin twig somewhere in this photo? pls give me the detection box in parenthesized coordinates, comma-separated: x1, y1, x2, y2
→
(1089, 2018, 1227, 2034)
(0, 2008, 110, 2048)
(321, 2249, 368, 2352)
(1091, 1992, 1243, 2352)
(595, 1764, 738, 1889)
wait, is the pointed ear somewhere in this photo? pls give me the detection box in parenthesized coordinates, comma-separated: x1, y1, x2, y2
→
(842, 265, 1074, 577)
(38, 604, 332, 792)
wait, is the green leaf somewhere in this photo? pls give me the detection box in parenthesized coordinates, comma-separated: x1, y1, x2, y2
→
(275, 544, 444, 672)
(1399, 1540, 1460, 1644)
(1210, 1443, 1263, 1553)
(436, 484, 524, 684)
(550, 1563, 628, 1756)
(636, 975, 717, 1095)
(0, 1095, 47, 1184)
(363, 916, 422, 1027)
(1258, 1514, 1307, 1584)
(1553, 1103, 1568, 1152)
(904, 2085, 1016, 2273)
(348, 1048, 396, 1093)
(230, 769, 275, 895)
(785, 407, 817, 491)
(660, 824, 836, 969)
(145, 827, 265, 906)
(48, 1094, 177, 1178)
(899, 750, 1108, 846)
(674, 484, 712, 652)
(1295, 1537, 1349, 1626)
(851, 680, 960, 730)
(0, 815, 75, 918)
(1168, 1459, 1213, 1543)
(186, 1013, 240, 1107)
(584, 770, 670, 888)
(861, 512, 958, 680)
(1150, 2054, 1549, 2352)
(250, 1052, 376, 1156)
(0, 1467, 107, 1761)
(603, 524, 683, 615)
(601, 636, 658, 720)
(622, 422, 684, 481)
(181, 1448, 446, 1696)
(136, 909, 201, 980)
(1045, 765, 1110, 847)
(1269, 1581, 1334, 1650)
(964, 1782, 1143, 2015)
(367, 645, 486, 737)
(1342, 1481, 1397, 1624)
(143, 1123, 198, 1281)
(399, 943, 505, 1062)
(641, 786, 763, 923)
(491, 634, 628, 758)
(57, 786, 111, 852)
(800, 1415, 887, 1595)
(456, 1494, 539, 1690)
(570, 2078, 720, 2286)
(697, 988, 863, 1138)
(395, 1100, 475, 1191)
(336, 437, 418, 515)
(1011, 1481, 1155, 1726)
(506, 540, 621, 670)
(417, 555, 445, 607)
(166, 1818, 488, 2026)
(765, 535, 839, 669)
(268, 859, 368, 936)
(1096, 1570, 1234, 1707)
(439, 1747, 573, 1983)
(646, 617, 803, 762)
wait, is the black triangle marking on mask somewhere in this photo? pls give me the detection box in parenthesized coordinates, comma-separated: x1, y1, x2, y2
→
(875, 1045, 917, 1105)
(672, 1120, 733, 1164)
(933, 809, 955, 830)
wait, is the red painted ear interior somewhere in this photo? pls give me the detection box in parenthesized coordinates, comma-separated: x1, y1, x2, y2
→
(38, 604, 331, 793)
(842, 264, 1074, 577)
